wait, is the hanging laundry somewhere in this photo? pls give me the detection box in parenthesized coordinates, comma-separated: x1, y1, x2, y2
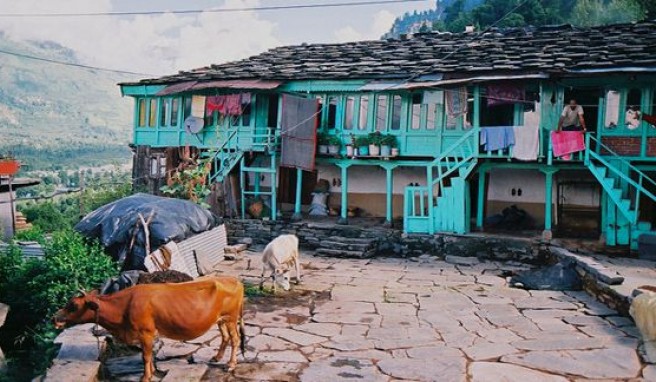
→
(512, 125, 540, 161)
(446, 87, 468, 117)
(480, 126, 515, 152)
(550, 131, 585, 159)
(205, 96, 225, 116)
(487, 83, 525, 107)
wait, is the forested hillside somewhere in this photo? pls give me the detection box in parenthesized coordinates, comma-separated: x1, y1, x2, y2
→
(386, 0, 656, 37)
(0, 34, 137, 170)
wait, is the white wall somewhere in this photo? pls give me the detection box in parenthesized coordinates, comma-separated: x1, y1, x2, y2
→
(487, 169, 598, 207)
(0, 192, 13, 240)
(315, 165, 427, 194)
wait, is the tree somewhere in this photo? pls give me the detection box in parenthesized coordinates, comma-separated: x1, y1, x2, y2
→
(569, 0, 645, 27)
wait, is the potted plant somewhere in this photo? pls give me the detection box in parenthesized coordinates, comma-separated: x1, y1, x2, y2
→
(317, 132, 329, 155)
(355, 136, 369, 156)
(327, 135, 341, 155)
(346, 134, 355, 157)
(391, 138, 400, 157)
(368, 132, 382, 157)
(0, 155, 20, 176)
(380, 134, 397, 157)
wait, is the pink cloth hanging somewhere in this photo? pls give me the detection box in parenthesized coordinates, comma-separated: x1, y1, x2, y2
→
(205, 94, 248, 116)
(551, 131, 585, 159)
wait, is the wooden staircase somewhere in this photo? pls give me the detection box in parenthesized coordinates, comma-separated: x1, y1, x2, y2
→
(585, 134, 656, 249)
(404, 128, 478, 235)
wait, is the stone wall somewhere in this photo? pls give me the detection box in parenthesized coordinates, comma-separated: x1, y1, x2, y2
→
(224, 219, 542, 262)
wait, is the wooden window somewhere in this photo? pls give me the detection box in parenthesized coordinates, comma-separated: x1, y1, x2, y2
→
(411, 94, 422, 130)
(149, 155, 166, 178)
(160, 99, 170, 127)
(171, 99, 179, 127)
(625, 88, 642, 131)
(138, 98, 146, 127)
(604, 90, 620, 129)
(376, 95, 388, 131)
(267, 94, 279, 128)
(522, 100, 541, 127)
(344, 96, 355, 130)
(424, 91, 443, 130)
(358, 95, 369, 130)
(391, 95, 402, 130)
(316, 96, 324, 129)
(327, 96, 338, 129)
(148, 99, 157, 127)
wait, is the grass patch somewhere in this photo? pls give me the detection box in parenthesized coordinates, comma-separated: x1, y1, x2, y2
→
(244, 282, 273, 298)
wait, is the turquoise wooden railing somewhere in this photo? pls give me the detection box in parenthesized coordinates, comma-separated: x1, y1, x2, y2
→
(585, 134, 656, 225)
(404, 127, 479, 234)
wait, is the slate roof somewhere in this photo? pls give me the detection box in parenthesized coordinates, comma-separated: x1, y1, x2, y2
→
(127, 20, 656, 86)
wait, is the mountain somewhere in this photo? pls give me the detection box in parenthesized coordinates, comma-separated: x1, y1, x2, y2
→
(0, 34, 138, 170)
(384, 0, 483, 38)
(385, 0, 652, 37)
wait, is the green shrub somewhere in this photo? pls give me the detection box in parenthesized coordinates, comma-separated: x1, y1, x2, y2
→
(0, 230, 118, 378)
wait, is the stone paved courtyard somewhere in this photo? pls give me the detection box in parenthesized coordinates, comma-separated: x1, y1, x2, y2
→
(100, 251, 652, 382)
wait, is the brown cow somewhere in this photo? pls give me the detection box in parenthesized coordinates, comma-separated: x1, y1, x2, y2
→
(53, 276, 245, 382)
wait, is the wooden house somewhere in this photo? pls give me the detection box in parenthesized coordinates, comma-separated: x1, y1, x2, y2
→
(120, 21, 656, 249)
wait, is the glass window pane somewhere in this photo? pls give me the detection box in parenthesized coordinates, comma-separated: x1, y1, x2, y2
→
(344, 96, 355, 130)
(160, 99, 169, 127)
(327, 96, 338, 129)
(411, 94, 422, 130)
(427, 104, 437, 129)
(148, 99, 157, 127)
(358, 96, 369, 130)
(241, 98, 252, 126)
(626, 88, 642, 130)
(138, 99, 146, 127)
(391, 95, 402, 130)
(446, 113, 458, 130)
(183, 97, 192, 120)
(376, 95, 388, 131)
(171, 99, 179, 127)
(604, 90, 620, 129)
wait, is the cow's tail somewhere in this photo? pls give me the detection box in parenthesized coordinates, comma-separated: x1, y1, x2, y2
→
(239, 302, 246, 357)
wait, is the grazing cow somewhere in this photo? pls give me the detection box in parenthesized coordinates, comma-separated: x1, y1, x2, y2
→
(630, 285, 656, 341)
(260, 234, 301, 292)
(53, 276, 245, 382)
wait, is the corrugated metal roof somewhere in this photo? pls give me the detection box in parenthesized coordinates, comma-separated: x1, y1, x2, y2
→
(155, 81, 198, 96)
(0, 242, 45, 259)
(191, 80, 282, 91)
(173, 225, 227, 277)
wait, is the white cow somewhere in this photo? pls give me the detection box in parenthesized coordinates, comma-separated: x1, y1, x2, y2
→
(630, 286, 656, 341)
(260, 234, 301, 292)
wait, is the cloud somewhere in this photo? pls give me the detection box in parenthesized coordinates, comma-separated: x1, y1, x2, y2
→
(0, 0, 281, 75)
(333, 9, 396, 42)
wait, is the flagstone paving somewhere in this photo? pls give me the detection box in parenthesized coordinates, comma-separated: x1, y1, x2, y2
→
(101, 252, 651, 381)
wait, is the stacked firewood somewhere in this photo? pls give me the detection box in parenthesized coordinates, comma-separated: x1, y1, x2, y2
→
(14, 211, 32, 232)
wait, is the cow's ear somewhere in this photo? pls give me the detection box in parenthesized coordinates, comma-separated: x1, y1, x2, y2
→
(85, 300, 99, 311)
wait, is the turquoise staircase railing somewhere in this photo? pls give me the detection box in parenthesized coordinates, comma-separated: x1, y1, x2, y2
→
(404, 127, 479, 234)
(584, 134, 656, 248)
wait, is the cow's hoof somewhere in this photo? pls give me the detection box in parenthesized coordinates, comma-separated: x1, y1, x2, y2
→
(227, 364, 237, 372)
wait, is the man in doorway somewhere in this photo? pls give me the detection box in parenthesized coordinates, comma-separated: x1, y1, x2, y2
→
(557, 99, 587, 132)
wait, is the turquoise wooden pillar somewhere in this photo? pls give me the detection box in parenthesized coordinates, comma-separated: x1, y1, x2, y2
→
(291, 168, 303, 221)
(270, 151, 277, 221)
(476, 168, 487, 230)
(338, 163, 350, 225)
(427, 165, 435, 234)
(541, 169, 558, 240)
(384, 165, 394, 226)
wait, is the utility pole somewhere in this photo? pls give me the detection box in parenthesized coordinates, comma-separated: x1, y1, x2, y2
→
(78, 170, 85, 219)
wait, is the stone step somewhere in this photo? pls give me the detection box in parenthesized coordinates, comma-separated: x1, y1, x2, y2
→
(325, 236, 378, 245)
(318, 240, 373, 252)
(315, 248, 375, 259)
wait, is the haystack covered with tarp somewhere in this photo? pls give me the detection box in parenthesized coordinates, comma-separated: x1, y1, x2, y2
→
(75, 193, 225, 273)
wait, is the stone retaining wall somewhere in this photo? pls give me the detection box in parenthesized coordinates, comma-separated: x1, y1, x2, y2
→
(225, 219, 542, 263)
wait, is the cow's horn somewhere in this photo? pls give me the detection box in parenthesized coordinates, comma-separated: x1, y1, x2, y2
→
(77, 289, 87, 297)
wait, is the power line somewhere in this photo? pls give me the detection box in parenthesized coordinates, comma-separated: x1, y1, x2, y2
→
(0, 0, 427, 18)
(0, 48, 153, 76)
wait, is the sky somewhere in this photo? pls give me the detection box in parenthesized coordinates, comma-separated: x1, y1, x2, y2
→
(0, 0, 434, 77)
